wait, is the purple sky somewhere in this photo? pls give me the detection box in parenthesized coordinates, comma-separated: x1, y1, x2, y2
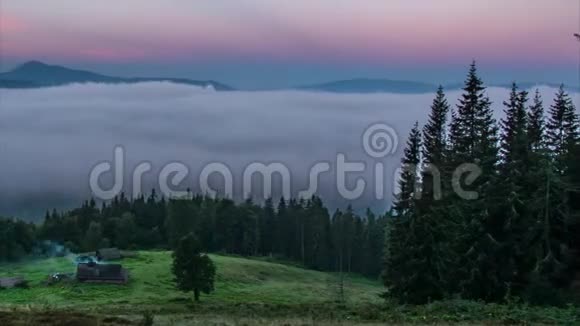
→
(1, 0, 579, 88)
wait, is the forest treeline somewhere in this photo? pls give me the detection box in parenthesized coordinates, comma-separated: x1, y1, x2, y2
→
(0, 218, 36, 261)
(383, 63, 580, 305)
(0, 62, 579, 306)
(31, 194, 387, 278)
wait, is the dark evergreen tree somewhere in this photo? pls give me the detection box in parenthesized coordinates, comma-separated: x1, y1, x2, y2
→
(546, 85, 579, 173)
(500, 84, 529, 169)
(534, 86, 580, 292)
(304, 196, 332, 270)
(521, 89, 557, 300)
(412, 87, 459, 302)
(528, 89, 545, 152)
(259, 197, 276, 256)
(567, 143, 580, 281)
(489, 83, 539, 297)
(0, 218, 36, 261)
(393, 121, 421, 216)
(383, 123, 426, 302)
(84, 221, 103, 252)
(421, 86, 450, 202)
(172, 233, 216, 302)
(237, 199, 260, 256)
(114, 213, 138, 249)
(361, 209, 383, 277)
(165, 198, 198, 248)
(445, 63, 501, 300)
(449, 62, 499, 171)
(275, 197, 290, 256)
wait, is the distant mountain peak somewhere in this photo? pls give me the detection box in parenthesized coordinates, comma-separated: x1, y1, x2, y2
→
(17, 60, 54, 70)
(12, 61, 77, 75)
(21, 60, 48, 66)
(0, 61, 234, 90)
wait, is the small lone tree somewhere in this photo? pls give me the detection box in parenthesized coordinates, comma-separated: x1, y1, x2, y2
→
(172, 233, 216, 302)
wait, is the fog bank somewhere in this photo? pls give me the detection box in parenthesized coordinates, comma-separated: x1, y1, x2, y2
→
(0, 82, 577, 220)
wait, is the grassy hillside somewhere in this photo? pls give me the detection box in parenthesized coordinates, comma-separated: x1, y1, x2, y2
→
(0, 251, 381, 310)
(3, 252, 577, 325)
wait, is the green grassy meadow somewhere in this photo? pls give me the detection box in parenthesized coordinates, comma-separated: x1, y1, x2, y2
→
(0, 251, 381, 309)
(1, 252, 579, 325)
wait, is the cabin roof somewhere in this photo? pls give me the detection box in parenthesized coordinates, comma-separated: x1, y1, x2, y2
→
(0, 277, 26, 289)
(96, 248, 121, 260)
(77, 263, 126, 280)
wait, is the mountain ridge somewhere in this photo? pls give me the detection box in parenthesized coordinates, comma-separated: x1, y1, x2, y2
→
(1, 61, 575, 93)
(297, 78, 439, 94)
(0, 61, 234, 90)
(297, 78, 577, 94)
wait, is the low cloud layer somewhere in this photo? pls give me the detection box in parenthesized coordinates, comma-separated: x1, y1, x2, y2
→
(0, 82, 578, 220)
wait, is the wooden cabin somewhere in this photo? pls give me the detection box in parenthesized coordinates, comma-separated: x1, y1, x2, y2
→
(0, 277, 27, 289)
(76, 262, 128, 284)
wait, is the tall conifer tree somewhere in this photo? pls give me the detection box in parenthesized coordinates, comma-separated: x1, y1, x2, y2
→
(393, 122, 422, 216)
(422, 86, 450, 202)
(447, 62, 501, 300)
(383, 122, 424, 302)
(546, 85, 579, 173)
(528, 89, 546, 152)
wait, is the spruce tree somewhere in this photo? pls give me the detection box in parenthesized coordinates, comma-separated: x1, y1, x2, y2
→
(537, 85, 580, 291)
(446, 62, 501, 300)
(491, 83, 538, 297)
(341, 205, 356, 273)
(259, 197, 276, 256)
(449, 61, 499, 170)
(304, 196, 331, 270)
(361, 208, 383, 277)
(398, 86, 458, 303)
(528, 89, 545, 152)
(331, 209, 346, 272)
(83, 221, 103, 252)
(567, 144, 580, 282)
(238, 199, 260, 256)
(276, 197, 293, 257)
(523, 89, 554, 296)
(500, 83, 529, 170)
(422, 86, 450, 202)
(546, 85, 579, 174)
(383, 122, 424, 302)
(273, 197, 286, 255)
(165, 198, 198, 249)
(392, 121, 421, 216)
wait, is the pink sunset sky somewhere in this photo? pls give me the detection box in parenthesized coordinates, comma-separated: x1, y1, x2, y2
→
(0, 0, 579, 88)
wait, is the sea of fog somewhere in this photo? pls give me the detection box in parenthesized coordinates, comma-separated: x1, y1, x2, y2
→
(0, 82, 578, 220)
